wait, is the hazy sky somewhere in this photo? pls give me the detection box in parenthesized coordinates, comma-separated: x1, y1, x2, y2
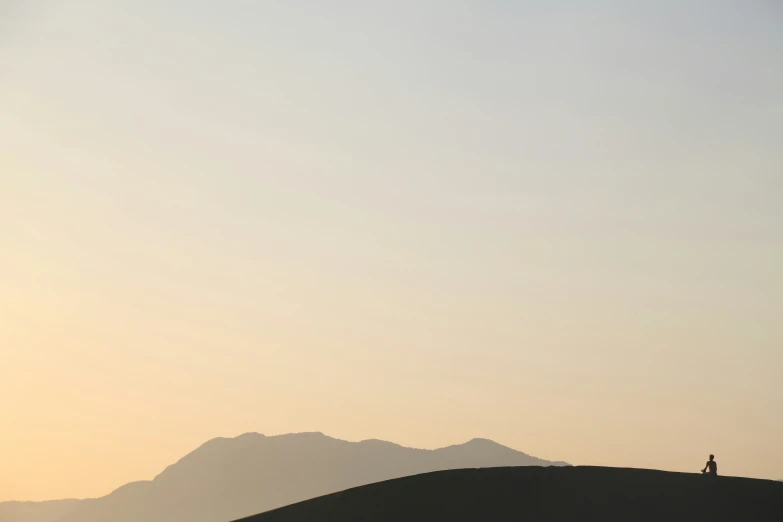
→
(2, 0, 782, 501)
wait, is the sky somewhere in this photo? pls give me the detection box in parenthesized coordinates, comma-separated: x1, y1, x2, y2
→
(1, 0, 782, 502)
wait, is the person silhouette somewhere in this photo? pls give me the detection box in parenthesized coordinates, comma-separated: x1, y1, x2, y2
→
(701, 454, 717, 476)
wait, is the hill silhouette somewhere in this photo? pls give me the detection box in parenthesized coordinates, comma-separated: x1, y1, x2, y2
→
(238, 466, 783, 522)
(5, 432, 565, 522)
(0, 500, 79, 522)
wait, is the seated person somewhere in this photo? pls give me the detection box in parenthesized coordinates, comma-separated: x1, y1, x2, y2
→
(701, 454, 717, 475)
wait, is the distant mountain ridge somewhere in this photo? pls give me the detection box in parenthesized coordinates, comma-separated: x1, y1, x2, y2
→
(0, 500, 79, 522)
(3, 432, 567, 522)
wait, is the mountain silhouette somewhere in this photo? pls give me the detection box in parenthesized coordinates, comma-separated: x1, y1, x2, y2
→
(4, 432, 566, 522)
(238, 466, 783, 522)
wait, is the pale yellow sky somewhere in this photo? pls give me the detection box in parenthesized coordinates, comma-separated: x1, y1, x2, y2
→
(2, 1, 782, 501)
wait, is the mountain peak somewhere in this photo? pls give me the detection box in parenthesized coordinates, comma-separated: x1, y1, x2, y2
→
(358, 438, 405, 449)
(236, 432, 266, 440)
(22, 433, 567, 522)
(464, 438, 501, 446)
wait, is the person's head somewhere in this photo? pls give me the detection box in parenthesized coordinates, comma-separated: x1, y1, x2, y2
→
(709, 454, 714, 461)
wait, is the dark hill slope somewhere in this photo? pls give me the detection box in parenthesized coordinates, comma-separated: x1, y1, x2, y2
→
(239, 466, 783, 522)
